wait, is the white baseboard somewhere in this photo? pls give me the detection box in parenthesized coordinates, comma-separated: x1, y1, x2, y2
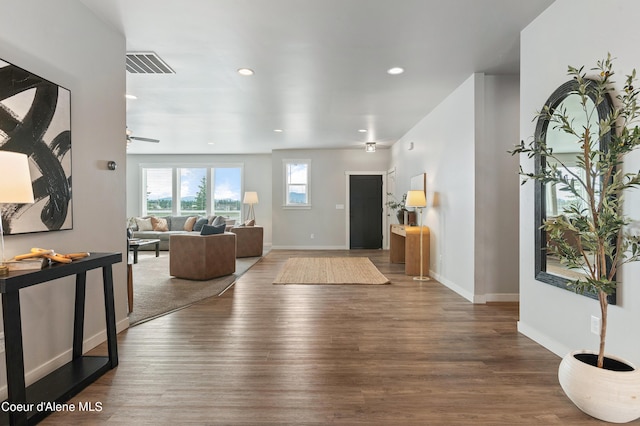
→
(429, 270, 475, 303)
(270, 245, 347, 250)
(517, 321, 567, 359)
(428, 271, 518, 304)
(482, 293, 520, 303)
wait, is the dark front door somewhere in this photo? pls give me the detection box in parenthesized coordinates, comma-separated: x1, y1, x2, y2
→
(349, 175, 383, 249)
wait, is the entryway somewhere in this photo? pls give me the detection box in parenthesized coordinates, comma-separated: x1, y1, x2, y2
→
(348, 174, 384, 249)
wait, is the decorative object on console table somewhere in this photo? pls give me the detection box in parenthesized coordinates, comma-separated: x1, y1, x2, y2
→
(405, 190, 429, 281)
(243, 191, 259, 224)
(0, 151, 35, 276)
(385, 192, 407, 224)
(3, 258, 47, 271)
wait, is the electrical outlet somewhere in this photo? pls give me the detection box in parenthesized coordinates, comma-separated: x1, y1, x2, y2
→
(310, 233, 315, 239)
(591, 315, 601, 335)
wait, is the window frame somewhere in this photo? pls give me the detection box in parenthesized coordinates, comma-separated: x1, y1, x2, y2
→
(282, 159, 311, 208)
(140, 163, 244, 220)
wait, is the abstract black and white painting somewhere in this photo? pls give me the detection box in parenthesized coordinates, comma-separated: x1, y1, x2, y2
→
(0, 58, 72, 234)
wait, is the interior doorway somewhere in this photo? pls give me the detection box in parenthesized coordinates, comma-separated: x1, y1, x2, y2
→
(348, 174, 384, 249)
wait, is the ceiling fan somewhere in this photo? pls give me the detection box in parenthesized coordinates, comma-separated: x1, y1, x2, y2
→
(126, 127, 159, 145)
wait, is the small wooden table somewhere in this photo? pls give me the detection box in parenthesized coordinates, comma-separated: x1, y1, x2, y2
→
(389, 224, 430, 276)
(128, 238, 160, 264)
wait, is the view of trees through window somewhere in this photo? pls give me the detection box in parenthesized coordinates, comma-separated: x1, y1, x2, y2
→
(213, 167, 242, 219)
(143, 166, 242, 220)
(145, 168, 172, 215)
(285, 160, 310, 206)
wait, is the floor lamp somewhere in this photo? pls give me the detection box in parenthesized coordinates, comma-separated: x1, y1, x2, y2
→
(0, 151, 35, 275)
(243, 191, 259, 224)
(405, 190, 430, 281)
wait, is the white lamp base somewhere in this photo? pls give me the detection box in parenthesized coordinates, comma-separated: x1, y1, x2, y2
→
(413, 276, 431, 281)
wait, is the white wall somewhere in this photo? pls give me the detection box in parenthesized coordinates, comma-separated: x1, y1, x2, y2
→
(0, 0, 126, 394)
(271, 148, 390, 249)
(126, 154, 273, 246)
(391, 75, 476, 299)
(476, 75, 521, 300)
(390, 73, 520, 302)
(519, 0, 640, 365)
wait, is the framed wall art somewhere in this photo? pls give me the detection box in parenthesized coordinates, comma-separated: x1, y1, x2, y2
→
(410, 172, 426, 195)
(0, 58, 72, 234)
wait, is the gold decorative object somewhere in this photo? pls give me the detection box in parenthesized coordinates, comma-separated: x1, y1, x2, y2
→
(13, 248, 89, 265)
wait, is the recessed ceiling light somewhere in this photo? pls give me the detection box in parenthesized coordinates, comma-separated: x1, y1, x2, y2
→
(358, 129, 367, 133)
(125, 94, 137, 99)
(274, 129, 284, 133)
(387, 67, 404, 75)
(237, 68, 254, 76)
(365, 142, 376, 153)
(208, 142, 215, 145)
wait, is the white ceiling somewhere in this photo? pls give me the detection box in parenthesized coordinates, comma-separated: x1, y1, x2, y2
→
(79, 0, 554, 155)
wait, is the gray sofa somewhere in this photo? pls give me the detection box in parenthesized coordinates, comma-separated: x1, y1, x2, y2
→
(128, 215, 234, 250)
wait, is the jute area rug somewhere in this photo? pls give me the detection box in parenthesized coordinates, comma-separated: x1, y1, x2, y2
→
(129, 252, 262, 326)
(273, 257, 390, 285)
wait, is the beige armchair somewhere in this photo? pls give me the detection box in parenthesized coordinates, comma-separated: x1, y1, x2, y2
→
(169, 233, 236, 280)
(230, 226, 264, 258)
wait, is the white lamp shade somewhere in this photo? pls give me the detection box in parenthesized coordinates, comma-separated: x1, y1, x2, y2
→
(0, 151, 34, 204)
(405, 190, 426, 208)
(243, 191, 259, 204)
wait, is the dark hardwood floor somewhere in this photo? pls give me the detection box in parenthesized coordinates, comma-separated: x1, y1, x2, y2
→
(41, 250, 612, 425)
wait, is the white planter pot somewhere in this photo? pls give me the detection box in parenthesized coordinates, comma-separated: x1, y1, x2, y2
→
(558, 350, 640, 423)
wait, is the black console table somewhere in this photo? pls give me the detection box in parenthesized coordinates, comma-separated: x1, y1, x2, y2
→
(0, 252, 121, 425)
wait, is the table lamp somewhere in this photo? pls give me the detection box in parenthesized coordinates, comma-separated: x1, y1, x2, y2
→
(0, 151, 35, 275)
(243, 191, 259, 224)
(405, 190, 430, 281)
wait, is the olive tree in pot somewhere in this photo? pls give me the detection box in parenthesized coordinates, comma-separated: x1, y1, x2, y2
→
(512, 55, 640, 423)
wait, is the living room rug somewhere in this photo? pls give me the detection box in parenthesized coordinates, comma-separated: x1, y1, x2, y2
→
(129, 252, 262, 326)
(273, 257, 390, 285)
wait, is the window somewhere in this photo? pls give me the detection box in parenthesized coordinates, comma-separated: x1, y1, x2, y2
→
(284, 159, 311, 207)
(141, 165, 242, 218)
(144, 168, 173, 216)
(546, 165, 592, 218)
(179, 168, 207, 216)
(212, 167, 242, 221)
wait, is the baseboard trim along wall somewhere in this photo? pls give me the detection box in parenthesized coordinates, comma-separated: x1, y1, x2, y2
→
(270, 245, 346, 250)
(517, 321, 567, 359)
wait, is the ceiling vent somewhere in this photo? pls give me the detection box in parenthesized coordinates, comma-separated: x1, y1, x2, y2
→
(126, 52, 175, 74)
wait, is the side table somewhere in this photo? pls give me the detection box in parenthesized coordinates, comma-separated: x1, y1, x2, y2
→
(128, 238, 160, 264)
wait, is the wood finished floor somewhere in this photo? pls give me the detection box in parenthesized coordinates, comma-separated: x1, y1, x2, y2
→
(41, 250, 614, 425)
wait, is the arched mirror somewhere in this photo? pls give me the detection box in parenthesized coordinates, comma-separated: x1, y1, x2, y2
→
(533, 79, 615, 303)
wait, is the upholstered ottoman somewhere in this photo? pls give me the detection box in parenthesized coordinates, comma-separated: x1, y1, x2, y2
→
(230, 226, 264, 258)
(169, 233, 236, 280)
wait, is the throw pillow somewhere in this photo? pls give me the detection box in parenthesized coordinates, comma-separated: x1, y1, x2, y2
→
(244, 219, 255, 226)
(184, 216, 197, 231)
(135, 217, 153, 231)
(200, 223, 226, 235)
(207, 215, 217, 225)
(193, 217, 209, 232)
(127, 217, 139, 231)
(211, 215, 226, 227)
(151, 217, 169, 232)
